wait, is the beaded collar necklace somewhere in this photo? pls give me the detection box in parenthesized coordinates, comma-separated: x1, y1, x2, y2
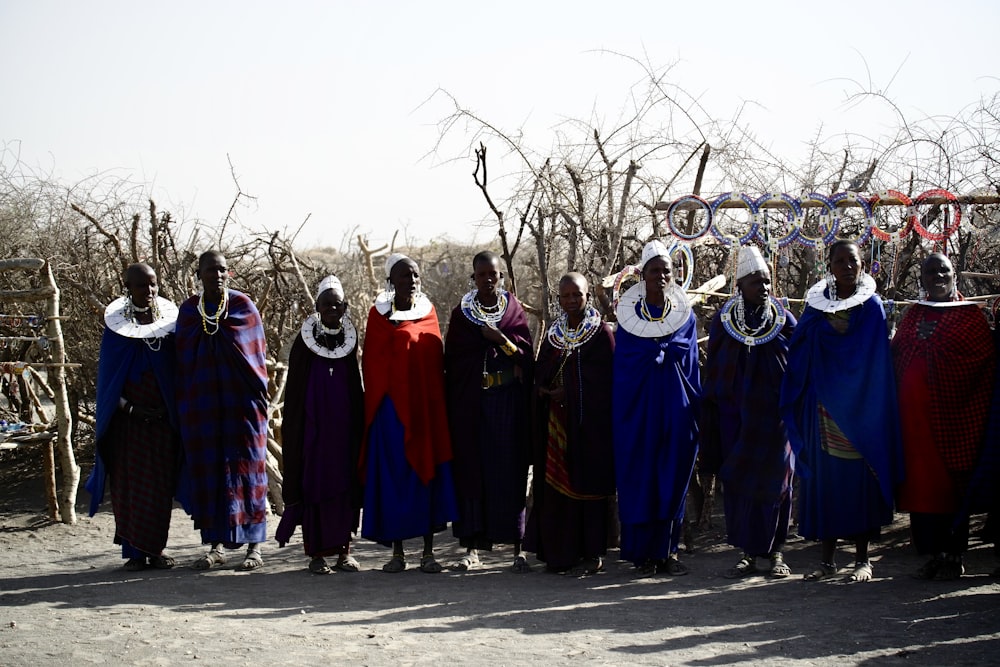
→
(616, 282, 691, 338)
(806, 273, 877, 313)
(104, 296, 178, 351)
(547, 305, 602, 351)
(915, 299, 973, 309)
(720, 295, 786, 346)
(300, 312, 357, 359)
(197, 289, 229, 335)
(374, 291, 432, 321)
(461, 289, 509, 327)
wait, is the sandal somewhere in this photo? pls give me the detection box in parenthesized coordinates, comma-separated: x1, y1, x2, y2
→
(724, 554, 757, 579)
(335, 555, 360, 572)
(382, 554, 407, 573)
(913, 555, 943, 580)
(933, 555, 964, 581)
(845, 561, 873, 583)
(240, 546, 264, 571)
(149, 554, 176, 570)
(661, 555, 689, 576)
(452, 554, 481, 572)
(123, 557, 147, 572)
(511, 555, 531, 573)
(803, 561, 838, 581)
(569, 557, 604, 576)
(637, 560, 659, 577)
(309, 557, 333, 575)
(419, 555, 443, 573)
(768, 552, 791, 578)
(193, 548, 226, 570)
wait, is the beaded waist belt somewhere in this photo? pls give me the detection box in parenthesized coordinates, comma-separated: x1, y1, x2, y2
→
(482, 369, 516, 389)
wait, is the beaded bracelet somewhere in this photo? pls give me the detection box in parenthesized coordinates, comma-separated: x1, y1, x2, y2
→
(868, 190, 915, 243)
(794, 193, 839, 248)
(666, 194, 713, 241)
(709, 193, 759, 246)
(830, 192, 874, 245)
(500, 338, 517, 356)
(753, 193, 801, 251)
(912, 189, 961, 241)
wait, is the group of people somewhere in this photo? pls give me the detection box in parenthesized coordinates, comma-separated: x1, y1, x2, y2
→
(86, 240, 1000, 583)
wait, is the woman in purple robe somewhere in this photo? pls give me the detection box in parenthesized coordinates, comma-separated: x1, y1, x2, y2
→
(445, 251, 533, 571)
(276, 275, 364, 574)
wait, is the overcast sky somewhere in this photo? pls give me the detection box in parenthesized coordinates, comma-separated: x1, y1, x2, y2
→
(2, 0, 997, 250)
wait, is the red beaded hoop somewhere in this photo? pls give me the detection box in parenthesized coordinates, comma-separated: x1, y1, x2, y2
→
(912, 189, 961, 241)
(868, 190, 916, 242)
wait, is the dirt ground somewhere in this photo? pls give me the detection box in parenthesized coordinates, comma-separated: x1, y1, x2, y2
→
(2, 442, 999, 667)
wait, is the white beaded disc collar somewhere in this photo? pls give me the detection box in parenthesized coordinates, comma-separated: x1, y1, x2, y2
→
(615, 282, 691, 338)
(104, 296, 177, 339)
(914, 299, 975, 308)
(806, 273, 877, 313)
(300, 313, 357, 359)
(374, 291, 432, 321)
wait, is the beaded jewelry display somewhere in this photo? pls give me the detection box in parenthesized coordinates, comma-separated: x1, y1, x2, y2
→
(666, 194, 713, 241)
(710, 192, 759, 246)
(547, 305, 602, 351)
(460, 289, 509, 327)
(719, 294, 786, 347)
(868, 190, 916, 243)
(616, 281, 691, 338)
(197, 290, 229, 336)
(913, 188, 962, 241)
(753, 193, 801, 250)
(104, 296, 178, 349)
(671, 243, 696, 292)
(830, 192, 874, 245)
(795, 193, 839, 248)
(374, 290, 433, 321)
(300, 312, 358, 359)
(805, 272, 877, 313)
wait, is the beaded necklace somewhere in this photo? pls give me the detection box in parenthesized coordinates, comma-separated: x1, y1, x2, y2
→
(546, 306, 602, 351)
(639, 295, 670, 322)
(719, 295, 787, 347)
(616, 282, 691, 339)
(197, 290, 229, 335)
(461, 289, 509, 326)
(301, 312, 357, 359)
(104, 296, 178, 349)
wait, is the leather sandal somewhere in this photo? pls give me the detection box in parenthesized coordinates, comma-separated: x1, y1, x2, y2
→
(724, 554, 757, 579)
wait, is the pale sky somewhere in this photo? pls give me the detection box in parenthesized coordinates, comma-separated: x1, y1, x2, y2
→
(2, 0, 997, 250)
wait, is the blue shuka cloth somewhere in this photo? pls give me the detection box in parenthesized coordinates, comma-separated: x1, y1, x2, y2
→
(85, 328, 181, 516)
(780, 295, 903, 539)
(613, 312, 701, 564)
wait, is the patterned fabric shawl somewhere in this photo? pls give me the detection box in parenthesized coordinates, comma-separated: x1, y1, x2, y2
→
(700, 307, 796, 502)
(361, 304, 452, 485)
(175, 290, 269, 531)
(780, 296, 903, 507)
(86, 328, 180, 516)
(444, 295, 533, 500)
(892, 303, 996, 473)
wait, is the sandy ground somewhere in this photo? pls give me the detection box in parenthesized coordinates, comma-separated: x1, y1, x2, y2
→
(2, 442, 1000, 666)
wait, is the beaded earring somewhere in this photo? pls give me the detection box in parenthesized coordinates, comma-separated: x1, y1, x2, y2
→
(467, 277, 475, 291)
(918, 286, 927, 301)
(825, 271, 837, 300)
(497, 276, 506, 292)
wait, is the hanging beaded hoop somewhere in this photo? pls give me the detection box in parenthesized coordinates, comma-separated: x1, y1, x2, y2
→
(753, 193, 801, 251)
(710, 192, 759, 246)
(868, 190, 916, 243)
(912, 188, 962, 241)
(794, 192, 839, 248)
(666, 194, 713, 242)
(830, 192, 874, 245)
(719, 295, 786, 346)
(670, 243, 695, 292)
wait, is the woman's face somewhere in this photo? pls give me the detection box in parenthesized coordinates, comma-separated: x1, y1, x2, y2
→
(558, 276, 588, 319)
(642, 256, 671, 294)
(198, 253, 228, 300)
(473, 257, 501, 298)
(126, 265, 158, 309)
(737, 271, 770, 308)
(920, 254, 956, 302)
(389, 258, 420, 301)
(829, 243, 863, 295)
(316, 289, 347, 328)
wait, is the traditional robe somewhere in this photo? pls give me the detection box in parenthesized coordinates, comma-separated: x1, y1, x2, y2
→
(701, 304, 797, 556)
(86, 310, 180, 558)
(360, 301, 457, 543)
(613, 307, 701, 565)
(525, 313, 616, 570)
(275, 325, 364, 556)
(176, 290, 269, 546)
(445, 293, 533, 549)
(781, 294, 902, 541)
(892, 301, 996, 554)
